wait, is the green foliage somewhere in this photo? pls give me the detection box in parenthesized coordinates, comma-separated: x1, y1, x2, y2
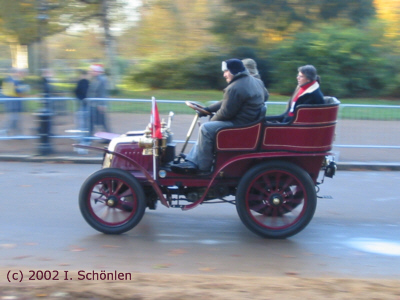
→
(0, 0, 100, 45)
(269, 23, 397, 97)
(319, 0, 375, 24)
(211, 0, 375, 46)
(379, 54, 400, 96)
(129, 21, 400, 98)
(0, 0, 39, 44)
(130, 47, 273, 90)
(131, 52, 227, 90)
(229, 46, 273, 86)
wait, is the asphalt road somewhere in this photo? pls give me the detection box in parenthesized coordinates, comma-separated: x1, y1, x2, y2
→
(1, 162, 399, 279)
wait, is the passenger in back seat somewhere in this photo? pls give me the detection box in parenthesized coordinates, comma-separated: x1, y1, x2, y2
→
(267, 65, 324, 123)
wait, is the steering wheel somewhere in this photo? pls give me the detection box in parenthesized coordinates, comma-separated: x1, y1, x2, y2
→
(185, 101, 211, 116)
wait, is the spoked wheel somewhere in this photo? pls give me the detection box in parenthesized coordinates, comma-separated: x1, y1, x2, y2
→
(79, 168, 146, 234)
(236, 161, 317, 239)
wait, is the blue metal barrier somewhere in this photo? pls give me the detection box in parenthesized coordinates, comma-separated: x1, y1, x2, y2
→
(1, 97, 399, 150)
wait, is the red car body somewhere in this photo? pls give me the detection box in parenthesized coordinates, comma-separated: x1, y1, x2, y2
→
(77, 97, 339, 239)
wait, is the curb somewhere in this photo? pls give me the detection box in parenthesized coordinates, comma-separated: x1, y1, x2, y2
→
(0, 155, 103, 164)
(1, 155, 399, 170)
(336, 162, 400, 171)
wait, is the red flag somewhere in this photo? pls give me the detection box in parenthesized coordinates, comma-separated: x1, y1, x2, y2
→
(151, 97, 162, 139)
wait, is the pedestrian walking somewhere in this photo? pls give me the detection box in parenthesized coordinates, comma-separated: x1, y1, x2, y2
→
(1, 68, 30, 136)
(87, 64, 111, 136)
(74, 69, 90, 136)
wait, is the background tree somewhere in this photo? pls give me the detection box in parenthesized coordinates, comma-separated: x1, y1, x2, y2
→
(1, 0, 400, 98)
(374, 0, 400, 52)
(132, 0, 219, 59)
(269, 22, 392, 97)
(0, 0, 128, 83)
(0, 0, 100, 71)
(210, 0, 375, 50)
(76, 0, 126, 89)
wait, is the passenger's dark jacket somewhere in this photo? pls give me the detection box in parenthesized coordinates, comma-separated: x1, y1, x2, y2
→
(282, 81, 324, 122)
(207, 70, 268, 126)
(289, 84, 324, 109)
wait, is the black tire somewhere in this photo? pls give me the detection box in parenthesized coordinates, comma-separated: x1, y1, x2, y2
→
(79, 168, 146, 234)
(236, 161, 317, 239)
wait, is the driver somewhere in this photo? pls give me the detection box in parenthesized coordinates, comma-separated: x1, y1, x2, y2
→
(171, 58, 269, 174)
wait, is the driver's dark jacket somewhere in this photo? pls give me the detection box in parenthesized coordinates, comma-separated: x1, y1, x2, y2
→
(207, 71, 268, 126)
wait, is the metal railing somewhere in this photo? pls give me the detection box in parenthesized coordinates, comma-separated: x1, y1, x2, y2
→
(335, 104, 400, 149)
(0, 97, 399, 150)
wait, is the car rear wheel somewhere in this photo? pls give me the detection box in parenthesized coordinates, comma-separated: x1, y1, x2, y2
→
(236, 161, 317, 239)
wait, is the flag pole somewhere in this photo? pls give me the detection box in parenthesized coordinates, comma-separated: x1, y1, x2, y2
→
(152, 97, 157, 181)
(153, 139, 157, 181)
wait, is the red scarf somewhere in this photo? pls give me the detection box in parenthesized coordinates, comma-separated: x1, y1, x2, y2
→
(288, 80, 316, 116)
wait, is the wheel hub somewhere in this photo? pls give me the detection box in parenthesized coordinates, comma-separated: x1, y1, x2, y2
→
(106, 196, 118, 207)
(269, 193, 283, 206)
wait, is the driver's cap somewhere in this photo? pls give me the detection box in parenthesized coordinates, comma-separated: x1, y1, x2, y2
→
(222, 59, 245, 75)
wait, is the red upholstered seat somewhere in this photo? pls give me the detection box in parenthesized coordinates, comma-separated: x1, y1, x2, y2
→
(215, 97, 340, 153)
(261, 97, 339, 152)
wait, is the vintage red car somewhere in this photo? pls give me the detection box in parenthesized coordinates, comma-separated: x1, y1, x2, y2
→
(76, 97, 339, 239)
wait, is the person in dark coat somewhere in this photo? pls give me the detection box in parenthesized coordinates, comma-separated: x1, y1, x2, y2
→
(268, 65, 324, 123)
(87, 64, 110, 136)
(74, 69, 89, 102)
(74, 69, 90, 137)
(172, 58, 268, 174)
